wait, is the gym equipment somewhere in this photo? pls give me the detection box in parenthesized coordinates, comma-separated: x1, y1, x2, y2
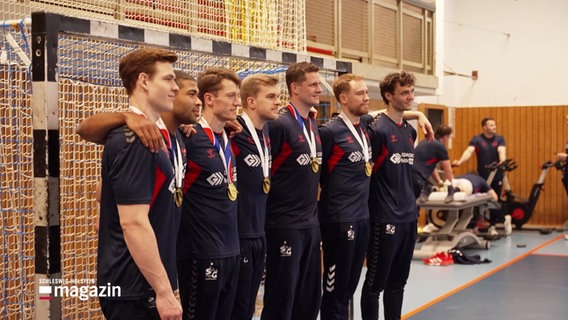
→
(425, 160, 510, 230)
(414, 194, 492, 260)
(499, 159, 561, 229)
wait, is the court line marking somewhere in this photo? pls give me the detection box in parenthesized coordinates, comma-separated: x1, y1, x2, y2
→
(402, 234, 564, 319)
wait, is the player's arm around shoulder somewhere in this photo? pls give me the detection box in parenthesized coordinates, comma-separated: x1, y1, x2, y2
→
(77, 112, 165, 153)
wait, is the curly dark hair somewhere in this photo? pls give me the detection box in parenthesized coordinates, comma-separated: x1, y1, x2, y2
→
(379, 71, 416, 103)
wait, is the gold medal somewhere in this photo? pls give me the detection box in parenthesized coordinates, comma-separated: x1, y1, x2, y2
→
(174, 188, 183, 207)
(262, 177, 271, 194)
(365, 162, 372, 177)
(311, 158, 319, 173)
(227, 183, 238, 201)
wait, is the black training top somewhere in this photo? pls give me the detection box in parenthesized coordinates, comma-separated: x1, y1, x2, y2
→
(318, 116, 371, 223)
(367, 114, 418, 224)
(178, 124, 239, 259)
(468, 134, 506, 179)
(266, 104, 321, 229)
(98, 126, 183, 297)
(458, 173, 492, 193)
(412, 138, 449, 183)
(231, 115, 271, 238)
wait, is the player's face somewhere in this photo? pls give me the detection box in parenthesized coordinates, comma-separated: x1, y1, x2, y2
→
(483, 120, 497, 134)
(173, 79, 201, 125)
(212, 79, 240, 122)
(252, 84, 280, 121)
(292, 72, 322, 108)
(386, 83, 414, 112)
(341, 79, 369, 117)
(146, 62, 179, 113)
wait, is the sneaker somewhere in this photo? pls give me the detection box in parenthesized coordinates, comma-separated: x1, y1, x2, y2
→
(488, 226, 498, 236)
(504, 215, 513, 235)
(423, 252, 443, 265)
(439, 252, 454, 266)
(422, 223, 439, 234)
(423, 251, 454, 266)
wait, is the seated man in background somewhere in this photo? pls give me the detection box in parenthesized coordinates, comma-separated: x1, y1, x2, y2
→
(413, 124, 455, 233)
(413, 124, 455, 200)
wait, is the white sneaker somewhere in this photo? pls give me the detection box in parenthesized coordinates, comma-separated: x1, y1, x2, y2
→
(422, 223, 439, 233)
(504, 215, 513, 235)
(488, 226, 498, 236)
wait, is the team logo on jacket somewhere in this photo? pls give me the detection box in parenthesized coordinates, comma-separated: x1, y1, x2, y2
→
(296, 153, 322, 166)
(348, 151, 364, 163)
(296, 154, 311, 166)
(280, 241, 292, 257)
(205, 263, 218, 280)
(244, 154, 261, 167)
(207, 172, 225, 186)
(390, 153, 414, 165)
(385, 224, 396, 235)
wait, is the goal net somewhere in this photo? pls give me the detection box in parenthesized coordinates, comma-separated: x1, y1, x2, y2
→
(5, 0, 306, 52)
(0, 18, 35, 320)
(0, 10, 346, 319)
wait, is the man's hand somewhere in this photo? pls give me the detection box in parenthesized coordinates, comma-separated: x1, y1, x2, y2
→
(225, 119, 243, 139)
(451, 160, 460, 167)
(155, 291, 183, 320)
(309, 107, 318, 119)
(124, 113, 166, 153)
(179, 124, 197, 137)
(417, 113, 434, 141)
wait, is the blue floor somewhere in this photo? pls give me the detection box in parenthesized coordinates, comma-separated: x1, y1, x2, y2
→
(407, 254, 568, 319)
(351, 229, 568, 319)
(254, 229, 568, 319)
(401, 230, 568, 320)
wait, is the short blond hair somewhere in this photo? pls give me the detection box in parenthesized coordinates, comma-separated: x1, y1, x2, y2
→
(241, 74, 279, 108)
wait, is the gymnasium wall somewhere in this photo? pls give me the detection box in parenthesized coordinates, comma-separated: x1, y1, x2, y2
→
(434, 0, 568, 107)
(448, 105, 568, 227)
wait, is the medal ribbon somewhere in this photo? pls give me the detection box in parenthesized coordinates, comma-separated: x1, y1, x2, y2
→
(171, 137, 184, 189)
(337, 112, 370, 164)
(199, 118, 234, 184)
(241, 112, 269, 179)
(287, 103, 316, 161)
